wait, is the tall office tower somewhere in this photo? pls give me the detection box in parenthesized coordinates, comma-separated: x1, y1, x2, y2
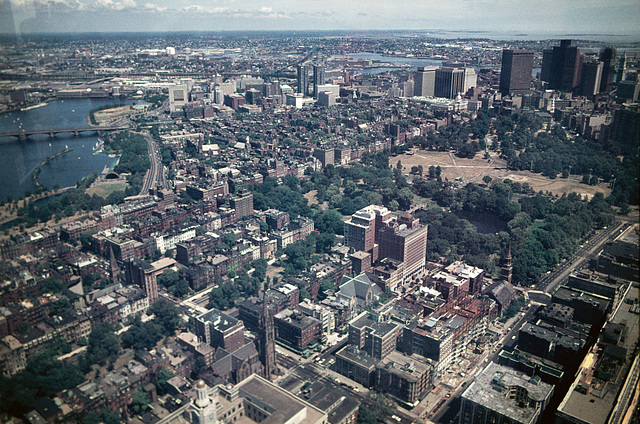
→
(169, 84, 188, 112)
(0, 0, 17, 41)
(297, 64, 310, 96)
(126, 259, 159, 304)
(403, 80, 414, 97)
(599, 47, 617, 92)
(616, 52, 627, 83)
(230, 192, 254, 219)
(313, 64, 325, 97)
(413, 66, 437, 97)
(434, 67, 469, 98)
(541, 49, 554, 83)
(377, 213, 428, 279)
(344, 205, 392, 261)
(541, 39, 584, 92)
(499, 49, 534, 95)
(579, 60, 604, 97)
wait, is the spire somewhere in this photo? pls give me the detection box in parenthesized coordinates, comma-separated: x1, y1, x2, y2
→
(259, 285, 276, 380)
(501, 242, 513, 285)
(109, 247, 120, 285)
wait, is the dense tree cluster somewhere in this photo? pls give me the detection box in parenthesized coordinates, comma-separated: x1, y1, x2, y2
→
(121, 315, 164, 350)
(414, 204, 506, 274)
(0, 351, 85, 416)
(149, 299, 183, 335)
(208, 260, 267, 310)
(157, 269, 192, 298)
(85, 323, 121, 366)
(498, 114, 638, 206)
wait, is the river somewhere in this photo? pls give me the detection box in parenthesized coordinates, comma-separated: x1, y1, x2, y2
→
(0, 98, 132, 202)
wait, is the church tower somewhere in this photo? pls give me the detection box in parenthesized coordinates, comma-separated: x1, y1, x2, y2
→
(500, 243, 513, 285)
(109, 247, 120, 285)
(258, 290, 276, 380)
(191, 380, 218, 424)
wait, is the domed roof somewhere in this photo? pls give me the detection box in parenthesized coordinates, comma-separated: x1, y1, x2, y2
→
(196, 380, 206, 389)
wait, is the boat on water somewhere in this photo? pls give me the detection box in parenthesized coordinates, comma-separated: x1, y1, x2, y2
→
(20, 102, 48, 112)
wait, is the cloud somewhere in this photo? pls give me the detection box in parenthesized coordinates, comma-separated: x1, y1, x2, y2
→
(142, 2, 166, 11)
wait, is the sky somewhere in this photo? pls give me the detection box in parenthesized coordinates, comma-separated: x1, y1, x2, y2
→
(3, 0, 640, 39)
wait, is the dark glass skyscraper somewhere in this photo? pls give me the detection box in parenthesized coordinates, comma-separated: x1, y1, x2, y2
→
(541, 39, 584, 92)
(312, 64, 325, 97)
(599, 47, 617, 93)
(297, 64, 310, 95)
(499, 49, 534, 95)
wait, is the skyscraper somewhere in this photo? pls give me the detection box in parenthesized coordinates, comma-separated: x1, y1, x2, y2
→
(579, 60, 604, 97)
(499, 49, 534, 95)
(413, 66, 437, 97)
(541, 39, 584, 92)
(313, 64, 325, 97)
(599, 47, 617, 92)
(343, 205, 392, 261)
(377, 212, 428, 280)
(297, 64, 310, 96)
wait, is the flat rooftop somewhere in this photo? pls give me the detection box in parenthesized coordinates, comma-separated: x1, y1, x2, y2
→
(556, 283, 639, 424)
(238, 374, 327, 424)
(462, 362, 553, 424)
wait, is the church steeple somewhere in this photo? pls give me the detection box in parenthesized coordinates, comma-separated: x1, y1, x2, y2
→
(259, 285, 276, 380)
(500, 242, 513, 285)
(109, 247, 120, 285)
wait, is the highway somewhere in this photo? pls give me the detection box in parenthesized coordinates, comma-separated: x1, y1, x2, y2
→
(139, 131, 169, 195)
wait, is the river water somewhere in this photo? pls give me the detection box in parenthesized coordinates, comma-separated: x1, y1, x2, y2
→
(0, 98, 131, 202)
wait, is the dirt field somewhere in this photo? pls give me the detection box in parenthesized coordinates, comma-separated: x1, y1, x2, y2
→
(93, 105, 136, 124)
(396, 150, 611, 200)
(304, 190, 318, 205)
(396, 150, 505, 184)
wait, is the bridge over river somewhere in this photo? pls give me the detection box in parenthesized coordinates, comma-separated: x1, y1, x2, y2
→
(0, 125, 130, 142)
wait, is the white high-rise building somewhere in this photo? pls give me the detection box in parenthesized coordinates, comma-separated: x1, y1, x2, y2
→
(414, 66, 437, 97)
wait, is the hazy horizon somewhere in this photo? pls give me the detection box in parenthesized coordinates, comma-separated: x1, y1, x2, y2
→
(1, 0, 639, 43)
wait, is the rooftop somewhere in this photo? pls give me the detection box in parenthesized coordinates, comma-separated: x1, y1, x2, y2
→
(462, 362, 553, 423)
(237, 374, 327, 424)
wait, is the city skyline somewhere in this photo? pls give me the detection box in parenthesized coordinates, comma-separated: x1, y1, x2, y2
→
(3, 0, 640, 40)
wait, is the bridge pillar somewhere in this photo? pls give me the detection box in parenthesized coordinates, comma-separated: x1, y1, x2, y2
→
(49, 131, 55, 138)
(74, 130, 79, 136)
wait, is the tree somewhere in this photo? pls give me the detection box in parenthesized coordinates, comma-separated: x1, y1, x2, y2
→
(131, 389, 150, 414)
(483, 175, 493, 185)
(86, 323, 120, 365)
(121, 317, 163, 350)
(150, 299, 182, 335)
(156, 368, 174, 395)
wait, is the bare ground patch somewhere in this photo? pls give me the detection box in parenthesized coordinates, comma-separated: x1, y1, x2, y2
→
(395, 150, 506, 183)
(395, 150, 610, 199)
(304, 190, 318, 205)
(500, 172, 610, 199)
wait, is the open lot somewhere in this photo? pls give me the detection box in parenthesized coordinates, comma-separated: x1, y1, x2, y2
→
(86, 181, 128, 198)
(396, 149, 611, 200)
